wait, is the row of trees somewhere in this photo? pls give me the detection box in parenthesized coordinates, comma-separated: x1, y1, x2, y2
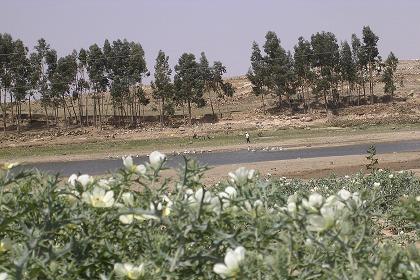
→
(0, 34, 234, 131)
(247, 26, 399, 113)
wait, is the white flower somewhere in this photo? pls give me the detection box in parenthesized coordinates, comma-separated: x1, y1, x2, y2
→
(307, 209, 336, 232)
(119, 214, 134, 225)
(122, 192, 134, 207)
(149, 151, 166, 168)
(143, 203, 162, 220)
(0, 272, 8, 280)
(223, 186, 237, 198)
(135, 164, 146, 175)
(337, 189, 352, 201)
(1, 162, 19, 170)
(285, 195, 298, 214)
(213, 246, 246, 278)
(373, 182, 381, 187)
(82, 187, 114, 208)
(352, 192, 362, 207)
(68, 174, 93, 188)
(388, 174, 394, 179)
(63, 190, 79, 205)
(77, 174, 92, 187)
(161, 195, 173, 216)
(306, 194, 348, 232)
(228, 167, 255, 185)
(416, 196, 420, 202)
(68, 174, 78, 186)
(302, 193, 324, 212)
(287, 201, 297, 214)
(189, 188, 212, 206)
(0, 238, 12, 253)
(244, 199, 263, 212)
(210, 197, 222, 214)
(123, 156, 134, 170)
(98, 178, 113, 189)
(123, 156, 147, 175)
(304, 238, 313, 246)
(217, 186, 238, 209)
(119, 194, 163, 224)
(114, 263, 145, 279)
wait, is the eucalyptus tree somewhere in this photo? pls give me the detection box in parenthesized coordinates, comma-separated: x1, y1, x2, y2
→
(198, 52, 215, 118)
(76, 48, 89, 125)
(50, 53, 77, 127)
(311, 32, 340, 110)
(151, 50, 173, 125)
(381, 52, 399, 98)
(33, 38, 56, 128)
(210, 61, 234, 118)
(284, 51, 298, 110)
(294, 37, 313, 112)
(134, 85, 150, 123)
(0, 33, 15, 131)
(247, 41, 269, 114)
(174, 53, 205, 124)
(263, 31, 289, 108)
(339, 41, 357, 102)
(127, 41, 148, 125)
(27, 52, 41, 121)
(105, 39, 147, 126)
(10, 39, 31, 131)
(362, 26, 380, 102)
(86, 43, 107, 127)
(351, 34, 365, 103)
(44, 49, 59, 124)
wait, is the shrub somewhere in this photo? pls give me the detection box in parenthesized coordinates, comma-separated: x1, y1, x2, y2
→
(0, 156, 419, 279)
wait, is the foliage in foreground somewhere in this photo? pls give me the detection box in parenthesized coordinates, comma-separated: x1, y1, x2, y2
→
(0, 154, 419, 279)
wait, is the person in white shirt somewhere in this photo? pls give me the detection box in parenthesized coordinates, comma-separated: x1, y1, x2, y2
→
(245, 132, 250, 143)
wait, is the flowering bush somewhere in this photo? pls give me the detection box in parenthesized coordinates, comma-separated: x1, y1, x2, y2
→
(0, 154, 419, 279)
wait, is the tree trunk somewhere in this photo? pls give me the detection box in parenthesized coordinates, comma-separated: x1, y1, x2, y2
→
(63, 98, 68, 129)
(85, 95, 89, 126)
(160, 98, 165, 126)
(77, 96, 83, 127)
(1, 88, 7, 132)
(28, 95, 32, 122)
(70, 98, 77, 125)
(182, 103, 186, 124)
(217, 98, 223, 119)
(99, 94, 103, 130)
(323, 91, 328, 111)
(9, 93, 14, 127)
(93, 95, 97, 128)
(369, 61, 374, 104)
(55, 106, 58, 126)
(104, 96, 110, 121)
(261, 93, 266, 114)
(16, 102, 20, 133)
(44, 104, 49, 129)
(187, 99, 192, 125)
(137, 100, 142, 125)
(209, 91, 215, 119)
(113, 102, 116, 127)
(278, 92, 283, 109)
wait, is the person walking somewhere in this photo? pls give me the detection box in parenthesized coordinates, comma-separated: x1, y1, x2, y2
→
(245, 132, 250, 143)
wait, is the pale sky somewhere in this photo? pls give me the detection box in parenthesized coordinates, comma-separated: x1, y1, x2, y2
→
(2, 0, 419, 81)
